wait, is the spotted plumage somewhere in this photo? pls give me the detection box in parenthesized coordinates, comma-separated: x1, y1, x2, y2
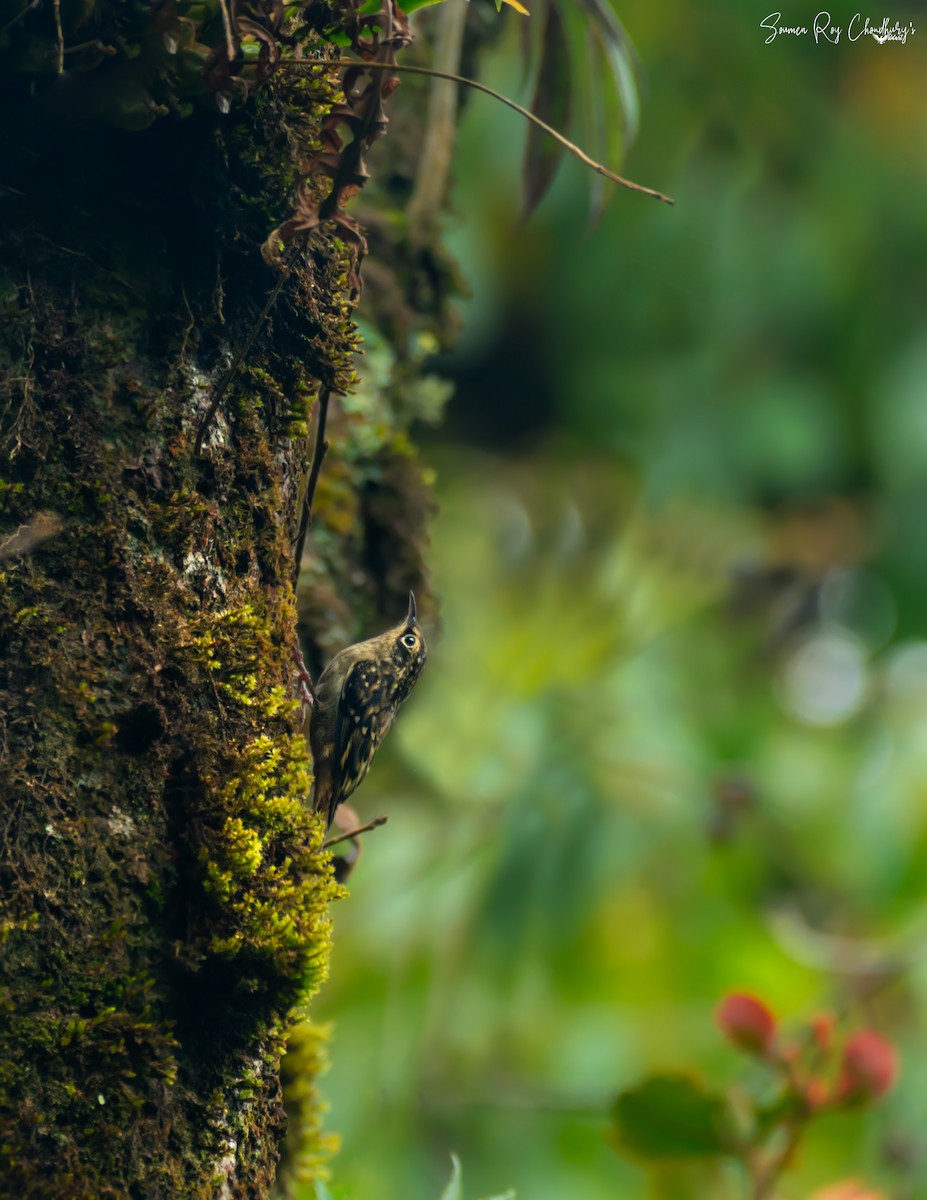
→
(310, 592, 427, 827)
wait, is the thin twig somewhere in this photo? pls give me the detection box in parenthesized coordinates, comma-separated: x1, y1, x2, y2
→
(293, 59, 675, 206)
(302, 385, 331, 524)
(217, 0, 237, 64)
(751, 1117, 805, 1200)
(0, 0, 40, 36)
(292, 385, 331, 588)
(194, 270, 288, 457)
(53, 0, 64, 73)
(63, 38, 116, 55)
(322, 814, 388, 849)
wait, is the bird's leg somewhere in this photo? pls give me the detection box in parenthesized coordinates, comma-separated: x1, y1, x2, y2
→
(292, 639, 316, 717)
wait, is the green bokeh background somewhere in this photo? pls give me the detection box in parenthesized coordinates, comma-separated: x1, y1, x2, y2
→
(311, 2, 927, 1196)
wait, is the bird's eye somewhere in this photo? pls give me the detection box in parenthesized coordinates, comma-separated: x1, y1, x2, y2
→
(402, 633, 417, 648)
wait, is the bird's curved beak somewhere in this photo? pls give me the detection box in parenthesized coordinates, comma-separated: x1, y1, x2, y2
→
(405, 590, 417, 628)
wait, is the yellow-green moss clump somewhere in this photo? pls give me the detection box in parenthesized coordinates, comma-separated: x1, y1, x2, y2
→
(183, 601, 344, 991)
(275, 1019, 340, 1197)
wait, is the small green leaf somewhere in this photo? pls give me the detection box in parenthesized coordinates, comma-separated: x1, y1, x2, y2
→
(438, 1154, 463, 1200)
(753, 1091, 797, 1137)
(396, 0, 447, 12)
(608, 1073, 737, 1161)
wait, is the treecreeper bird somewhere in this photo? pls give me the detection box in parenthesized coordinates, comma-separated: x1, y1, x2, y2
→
(310, 592, 427, 827)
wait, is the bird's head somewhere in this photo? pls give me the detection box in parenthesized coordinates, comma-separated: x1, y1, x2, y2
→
(387, 590, 427, 697)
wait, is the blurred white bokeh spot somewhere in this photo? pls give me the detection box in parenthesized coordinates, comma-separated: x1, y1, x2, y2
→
(779, 625, 869, 726)
(884, 640, 927, 703)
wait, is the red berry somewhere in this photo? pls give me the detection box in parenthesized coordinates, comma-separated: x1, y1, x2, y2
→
(716, 993, 777, 1055)
(836, 1031, 898, 1103)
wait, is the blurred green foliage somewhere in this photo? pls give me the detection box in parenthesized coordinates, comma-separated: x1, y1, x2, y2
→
(308, 1, 927, 1197)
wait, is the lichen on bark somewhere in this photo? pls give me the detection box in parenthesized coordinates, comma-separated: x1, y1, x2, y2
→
(0, 29, 357, 1199)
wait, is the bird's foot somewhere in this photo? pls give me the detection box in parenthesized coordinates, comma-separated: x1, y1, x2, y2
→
(292, 641, 316, 718)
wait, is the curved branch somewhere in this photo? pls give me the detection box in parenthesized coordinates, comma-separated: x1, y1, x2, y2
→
(296, 58, 675, 206)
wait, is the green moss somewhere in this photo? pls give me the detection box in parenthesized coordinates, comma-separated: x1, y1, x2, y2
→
(0, 0, 460, 1189)
(0, 29, 353, 1191)
(276, 1019, 339, 1197)
(197, 713, 342, 993)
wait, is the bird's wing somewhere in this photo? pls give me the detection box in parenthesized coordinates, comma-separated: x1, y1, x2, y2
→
(331, 657, 386, 822)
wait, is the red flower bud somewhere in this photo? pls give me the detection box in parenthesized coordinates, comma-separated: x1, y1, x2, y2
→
(779, 1040, 800, 1064)
(809, 1012, 836, 1052)
(803, 1077, 830, 1111)
(811, 1180, 885, 1200)
(716, 993, 777, 1055)
(836, 1031, 897, 1104)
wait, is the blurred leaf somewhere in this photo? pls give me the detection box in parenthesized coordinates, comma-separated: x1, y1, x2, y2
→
(519, 0, 639, 220)
(577, 0, 639, 142)
(753, 1092, 795, 1139)
(438, 1154, 463, 1200)
(523, 2, 571, 217)
(571, 0, 638, 220)
(397, 0, 447, 11)
(586, 32, 622, 223)
(645, 1163, 731, 1200)
(434, 1152, 514, 1200)
(491, 0, 530, 13)
(608, 1074, 737, 1161)
(576, 20, 608, 222)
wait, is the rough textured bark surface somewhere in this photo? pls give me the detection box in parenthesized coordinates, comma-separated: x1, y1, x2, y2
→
(0, 0, 481, 1184)
(0, 60, 353, 1198)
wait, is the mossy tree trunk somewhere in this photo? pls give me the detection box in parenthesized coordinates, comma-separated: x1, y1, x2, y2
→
(0, 46, 358, 1199)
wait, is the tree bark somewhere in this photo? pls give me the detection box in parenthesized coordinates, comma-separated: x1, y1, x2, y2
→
(0, 54, 352, 1199)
